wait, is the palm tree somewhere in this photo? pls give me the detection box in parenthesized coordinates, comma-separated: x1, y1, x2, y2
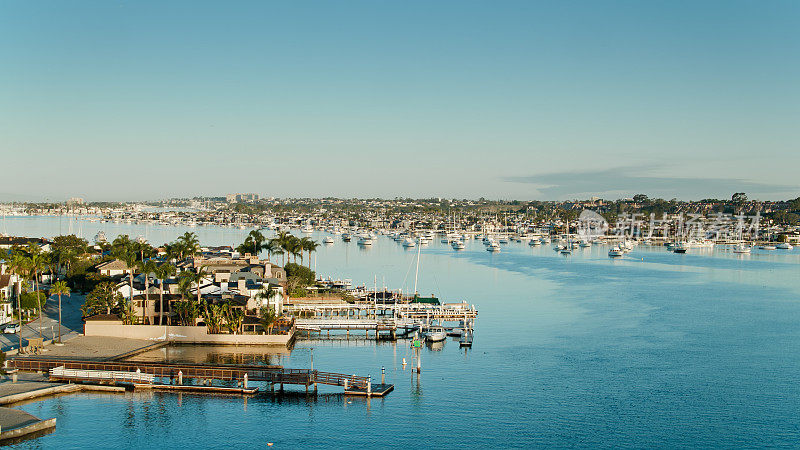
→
(263, 239, 278, 263)
(113, 244, 138, 319)
(289, 236, 303, 264)
(300, 237, 319, 268)
(179, 266, 209, 309)
(50, 281, 70, 343)
(153, 262, 176, 325)
(23, 244, 46, 340)
(136, 259, 158, 324)
(248, 230, 266, 256)
(178, 232, 200, 258)
(256, 284, 279, 307)
(258, 306, 278, 335)
(8, 251, 30, 351)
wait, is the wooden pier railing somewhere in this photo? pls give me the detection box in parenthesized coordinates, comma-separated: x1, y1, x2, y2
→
(10, 358, 371, 389)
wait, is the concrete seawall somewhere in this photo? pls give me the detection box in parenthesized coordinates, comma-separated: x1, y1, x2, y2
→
(84, 323, 294, 347)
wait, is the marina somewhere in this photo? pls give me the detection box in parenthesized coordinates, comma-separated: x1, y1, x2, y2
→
(0, 215, 798, 447)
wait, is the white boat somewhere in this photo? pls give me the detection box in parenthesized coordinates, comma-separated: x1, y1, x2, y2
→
(673, 242, 688, 253)
(323, 236, 334, 244)
(777, 242, 793, 250)
(486, 241, 501, 252)
(528, 238, 541, 246)
(425, 327, 447, 342)
(578, 240, 591, 248)
(94, 231, 107, 244)
(301, 225, 314, 234)
(732, 243, 751, 254)
(759, 245, 777, 250)
(402, 237, 417, 248)
(451, 240, 465, 250)
(608, 247, 624, 257)
(342, 233, 352, 242)
(357, 236, 374, 246)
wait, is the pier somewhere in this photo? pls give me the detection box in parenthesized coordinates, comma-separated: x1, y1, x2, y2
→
(289, 301, 477, 338)
(10, 357, 392, 397)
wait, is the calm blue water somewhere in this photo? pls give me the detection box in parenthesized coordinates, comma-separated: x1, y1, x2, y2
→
(5, 217, 800, 448)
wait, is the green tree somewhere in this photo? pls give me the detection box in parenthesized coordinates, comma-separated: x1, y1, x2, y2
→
(82, 281, 122, 317)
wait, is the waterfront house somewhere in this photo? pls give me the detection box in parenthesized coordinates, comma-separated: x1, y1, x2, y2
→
(96, 259, 133, 277)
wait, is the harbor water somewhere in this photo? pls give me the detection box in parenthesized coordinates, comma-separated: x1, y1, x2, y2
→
(4, 216, 800, 448)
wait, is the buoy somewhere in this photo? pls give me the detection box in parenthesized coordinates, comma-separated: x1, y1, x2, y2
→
(402, 358, 407, 366)
(267, 443, 274, 447)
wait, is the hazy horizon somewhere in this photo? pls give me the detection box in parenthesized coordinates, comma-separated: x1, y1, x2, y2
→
(3, 1, 798, 201)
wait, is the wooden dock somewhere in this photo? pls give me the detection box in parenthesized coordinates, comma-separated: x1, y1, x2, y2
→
(344, 383, 394, 397)
(291, 301, 477, 339)
(10, 357, 392, 397)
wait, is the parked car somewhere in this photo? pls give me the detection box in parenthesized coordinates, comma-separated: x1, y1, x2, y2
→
(3, 323, 21, 334)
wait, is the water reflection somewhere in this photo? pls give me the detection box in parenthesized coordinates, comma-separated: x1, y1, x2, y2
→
(126, 344, 290, 366)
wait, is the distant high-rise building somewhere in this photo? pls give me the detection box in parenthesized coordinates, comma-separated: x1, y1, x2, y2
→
(226, 193, 259, 203)
(67, 197, 85, 205)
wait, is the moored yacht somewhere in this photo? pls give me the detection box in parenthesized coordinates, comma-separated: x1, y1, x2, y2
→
(732, 243, 751, 253)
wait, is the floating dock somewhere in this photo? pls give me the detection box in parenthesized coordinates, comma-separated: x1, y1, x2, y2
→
(344, 383, 394, 397)
(11, 357, 392, 397)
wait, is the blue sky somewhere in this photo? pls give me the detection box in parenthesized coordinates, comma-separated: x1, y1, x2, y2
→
(1, 0, 798, 201)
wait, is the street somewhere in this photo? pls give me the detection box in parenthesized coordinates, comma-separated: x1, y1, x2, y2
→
(0, 292, 86, 352)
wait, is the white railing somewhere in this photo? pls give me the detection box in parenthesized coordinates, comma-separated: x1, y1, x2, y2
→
(50, 366, 155, 383)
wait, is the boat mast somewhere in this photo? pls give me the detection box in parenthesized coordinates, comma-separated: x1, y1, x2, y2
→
(413, 238, 421, 295)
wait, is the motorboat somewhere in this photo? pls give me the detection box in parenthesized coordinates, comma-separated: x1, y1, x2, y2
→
(486, 241, 501, 252)
(323, 236, 334, 244)
(357, 235, 374, 246)
(759, 244, 777, 250)
(673, 243, 688, 253)
(732, 243, 751, 253)
(301, 225, 314, 233)
(528, 238, 541, 246)
(578, 240, 591, 248)
(608, 246, 624, 257)
(425, 327, 447, 342)
(342, 233, 352, 242)
(402, 237, 417, 248)
(777, 242, 793, 250)
(451, 240, 465, 250)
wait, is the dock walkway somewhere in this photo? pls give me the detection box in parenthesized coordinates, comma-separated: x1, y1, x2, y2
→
(11, 357, 390, 396)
